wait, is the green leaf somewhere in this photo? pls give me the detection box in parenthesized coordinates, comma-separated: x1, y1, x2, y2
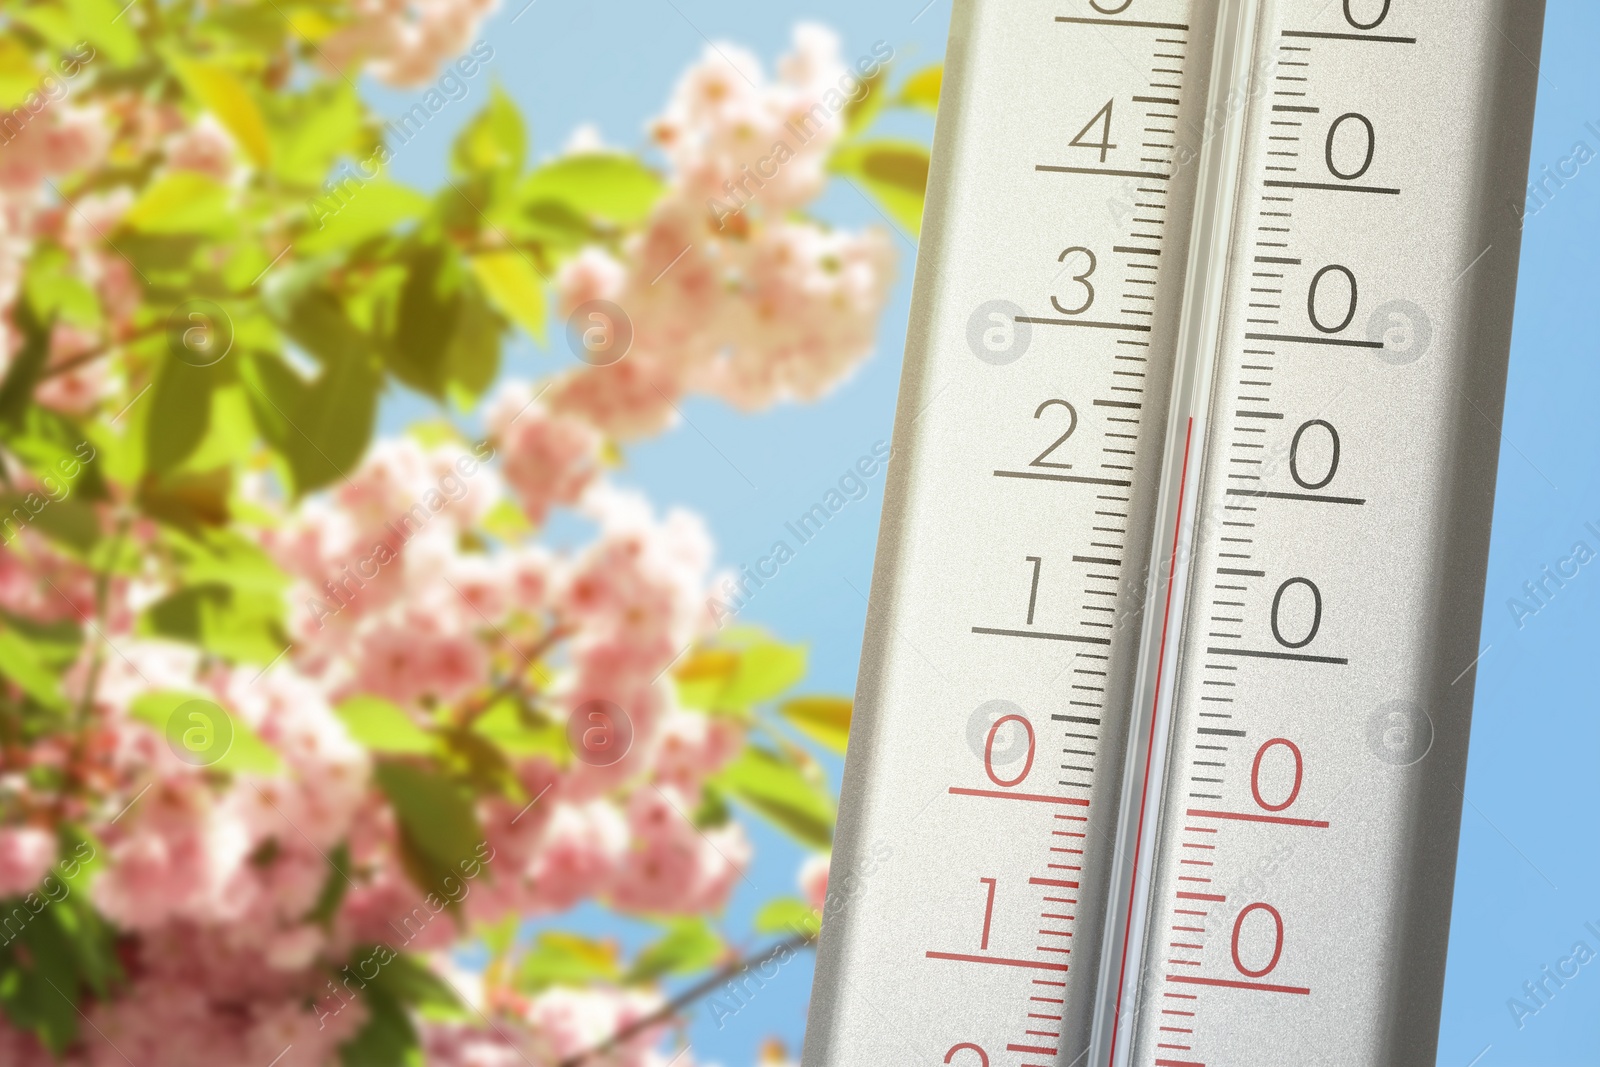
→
(452, 86, 525, 179)
(674, 631, 807, 713)
(123, 172, 233, 235)
(516, 932, 621, 993)
(841, 64, 891, 136)
(127, 691, 284, 774)
(468, 251, 546, 343)
(213, 723, 283, 774)
(179, 383, 258, 473)
(898, 64, 943, 112)
(711, 746, 835, 850)
(306, 842, 352, 926)
(339, 974, 422, 1067)
(626, 918, 723, 982)
(387, 243, 464, 398)
(366, 950, 464, 1017)
(0, 407, 105, 502)
(23, 244, 101, 329)
(337, 697, 434, 754)
(444, 286, 504, 400)
(672, 649, 738, 711)
(139, 583, 289, 665)
(519, 154, 664, 226)
(0, 891, 122, 1053)
(0, 626, 65, 709)
(162, 526, 288, 596)
(475, 913, 520, 958)
(169, 55, 274, 167)
(64, 0, 140, 65)
(268, 81, 367, 186)
(0, 297, 52, 426)
(144, 357, 219, 475)
(0, 612, 81, 671)
(248, 292, 381, 493)
(0, 39, 38, 110)
(8, 8, 80, 55)
(53, 827, 104, 896)
(829, 139, 930, 237)
(0, 492, 100, 554)
(718, 635, 807, 710)
(778, 696, 852, 754)
(137, 467, 232, 532)
(300, 180, 429, 254)
(754, 897, 820, 936)
(373, 761, 483, 874)
(471, 699, 565, 759)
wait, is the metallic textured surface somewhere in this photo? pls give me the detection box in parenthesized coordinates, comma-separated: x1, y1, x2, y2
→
(803, 1, 1544, 1065)
(1115, 2, 1546, 1065)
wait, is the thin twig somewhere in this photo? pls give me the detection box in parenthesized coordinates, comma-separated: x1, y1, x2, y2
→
(555, 933, 815, 1067)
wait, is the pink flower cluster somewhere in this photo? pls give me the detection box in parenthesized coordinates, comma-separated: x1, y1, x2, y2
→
(323, 0, 500, 87)
(0, 20, 883, 1066)
(259, 435, 750, 938)
(544, 25, 895, 439)
(0, 426, 753, 1061)
(0, 101, 135, 416)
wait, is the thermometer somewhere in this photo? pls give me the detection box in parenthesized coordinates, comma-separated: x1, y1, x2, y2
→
(803, 1, 1545, 1066)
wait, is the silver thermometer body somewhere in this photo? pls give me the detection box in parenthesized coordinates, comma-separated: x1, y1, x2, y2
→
(805, 1, 1218, 1062)
(803, 1, 1545, 1065)
(1104, 2, 1546, 1067)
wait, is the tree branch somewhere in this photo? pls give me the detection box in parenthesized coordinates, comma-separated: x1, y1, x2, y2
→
(556, 932, 816, 1067)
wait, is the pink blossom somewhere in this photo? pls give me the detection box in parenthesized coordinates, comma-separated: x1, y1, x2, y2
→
(322, 0, 500, 88)
(485, 381, 603, 524)
(163, 115, 238, 181)
(610, 786, 749, 915)
(0, 827, 57, 896)
(523, 801, 628, 912)
(799, 853, 830, 913)
(654, 709, 744, 791)
(556, 246, 627, 309)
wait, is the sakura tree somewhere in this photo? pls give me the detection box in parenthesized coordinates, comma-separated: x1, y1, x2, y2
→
(0, 2, 934, 1064)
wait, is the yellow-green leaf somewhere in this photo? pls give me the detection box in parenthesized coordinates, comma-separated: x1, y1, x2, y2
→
(712, 746, 835, 850)
(517, 932, 621, 992)
(627, 919, 723, 982)
(373, 760, 482, 871)
(899, 64, 943, 111)
(0, 627, 65, 709)
(65, 0, 139, 65)
(755, 897, 820, 936)
(452, 85, 525, 178)
(0, 38, 38, 110)
(300, 180, 429, 253)
(124, 172, 232, 234)
(779, 696, 852, 754)
(720, 639, 806, 709)
(469, 252, 547, 342)
(170, 57, 273, 168)
(127, 691, 284, 774)
(519, 154, 664, 226)
(337, 696, 434, 754)
(472, 699, 565, 759)
(830, 139, 930, 237)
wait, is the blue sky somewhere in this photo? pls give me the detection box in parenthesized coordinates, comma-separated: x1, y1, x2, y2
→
(371, 2, 1600, 1063)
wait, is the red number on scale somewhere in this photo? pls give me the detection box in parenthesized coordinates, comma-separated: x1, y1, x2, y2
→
(1231, 902, 1286, 978)
(1250, 738, 1304, 812)
(984, 715, 1036, 787)
(945, 1044, 990, 1066)
(977, 878, 997, 950)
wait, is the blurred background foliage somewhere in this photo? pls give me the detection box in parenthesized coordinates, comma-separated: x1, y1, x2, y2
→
(0, 1, 934, 1063)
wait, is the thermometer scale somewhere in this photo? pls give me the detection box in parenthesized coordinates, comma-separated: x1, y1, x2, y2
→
(804, 1, 1545, 1066)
